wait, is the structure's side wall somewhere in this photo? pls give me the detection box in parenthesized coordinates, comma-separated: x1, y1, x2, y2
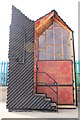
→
(35, 16, 77, 108)
(7, 6, 52, 110)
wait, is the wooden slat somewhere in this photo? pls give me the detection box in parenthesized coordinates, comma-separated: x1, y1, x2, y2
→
(36, 12, 54, 30)
(36, 18, 53, 36)
(58, 105, 76, 108)
(53, 21, 56, 60)
(61, 27, 64, 59)
(69, 31, 76, 105)
(45, 31, 46, 59)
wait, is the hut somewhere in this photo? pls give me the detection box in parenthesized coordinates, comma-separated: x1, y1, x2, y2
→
(7, 6, 77, 112)
(34, 10, 77, 109)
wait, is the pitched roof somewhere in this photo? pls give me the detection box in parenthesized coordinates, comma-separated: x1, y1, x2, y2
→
(12, 6, 73, 34)
(35, 10, 73, 34)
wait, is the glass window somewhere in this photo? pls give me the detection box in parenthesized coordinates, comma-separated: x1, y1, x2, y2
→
(39, 49, 45, 60)
(39, 35, 45, 49)
(55, 54, 62, 60)
(55, 45, 62, 54)
(46, 46, 54, 54)
(46, 30, 53, 45)
(62, 27, 69, 35)
(46, 55, 54, 60)
(63, 45, 70, 59)
(54, 28, 61, 45)
(64, 53, 70, 59)
(63, 36, 70, 44)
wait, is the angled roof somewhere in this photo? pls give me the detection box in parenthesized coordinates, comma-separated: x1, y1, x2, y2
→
(35, 10, 72, 36)
(35, 10, 72, 31)
(12, 5, 34, 22)
(12, 6, 73, 36)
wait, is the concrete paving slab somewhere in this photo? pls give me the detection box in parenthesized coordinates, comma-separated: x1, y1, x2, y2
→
(0, 87, 78, 119)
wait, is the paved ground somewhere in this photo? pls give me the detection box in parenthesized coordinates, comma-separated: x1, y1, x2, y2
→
(0, 86, 78, 119)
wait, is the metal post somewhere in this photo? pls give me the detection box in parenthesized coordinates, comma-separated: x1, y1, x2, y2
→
(56, 84, 58, 112)
(4, 61, 5, 85)
(36, 64, 38, 94)
(75, 61, 80, 86)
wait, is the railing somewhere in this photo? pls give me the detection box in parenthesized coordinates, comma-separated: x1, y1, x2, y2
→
(37, 82, 58, 94)
(0, 60, 79, 87)
(75, 61, 80, 86)
(0, 61, 8, 86)
(36, 72, 58, 111)
(37, 81, 58, 111)
(37, 72, 57, 84)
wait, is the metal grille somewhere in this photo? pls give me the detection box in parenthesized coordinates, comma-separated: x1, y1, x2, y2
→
(0, 61, 8, 86)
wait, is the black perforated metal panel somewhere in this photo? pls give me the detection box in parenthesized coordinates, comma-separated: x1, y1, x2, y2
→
(7, 6, 56, 111)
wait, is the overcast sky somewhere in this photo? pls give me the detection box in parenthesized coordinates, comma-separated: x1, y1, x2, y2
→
(0, 0, 78, 61)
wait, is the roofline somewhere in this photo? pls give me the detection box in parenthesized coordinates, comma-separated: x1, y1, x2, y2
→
(35, 10, 56, 22)
(54, 11, 73, 32)
(12, 6, 73, 32)
(35, 10, 73, 32)
(12, 5, 34, 22)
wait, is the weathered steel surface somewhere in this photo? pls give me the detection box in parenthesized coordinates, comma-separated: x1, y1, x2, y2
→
(37, 61, 74, 105)
(37, 61, 73, 84)
(37, 86, 73, 104)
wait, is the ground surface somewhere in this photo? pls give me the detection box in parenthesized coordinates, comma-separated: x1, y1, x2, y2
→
(0, 86, 78, 119)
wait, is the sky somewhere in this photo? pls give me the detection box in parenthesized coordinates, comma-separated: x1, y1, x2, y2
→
(0, 0, 79, 61)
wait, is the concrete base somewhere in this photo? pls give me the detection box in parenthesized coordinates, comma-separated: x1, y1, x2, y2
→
(0, 86, 78, 119)
(0, 102, 78, 119)
(0, 86, 7, 102)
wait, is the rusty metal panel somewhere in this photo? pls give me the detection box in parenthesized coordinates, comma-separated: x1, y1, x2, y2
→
(37, 60, 74, 105)
(37, 86, 57, 102)
(58, 86, 73, 105)
(37, 86, 73, 105)
(37, 61, 73, 85)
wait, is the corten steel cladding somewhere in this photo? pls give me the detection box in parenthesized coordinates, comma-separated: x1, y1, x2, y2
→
(34, 10, 76, 108)
(37, 61, 74, 105)
(7, 6, 57, 111)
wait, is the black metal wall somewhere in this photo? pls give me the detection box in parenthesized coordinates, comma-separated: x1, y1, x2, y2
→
(7, 6, 54, 111)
